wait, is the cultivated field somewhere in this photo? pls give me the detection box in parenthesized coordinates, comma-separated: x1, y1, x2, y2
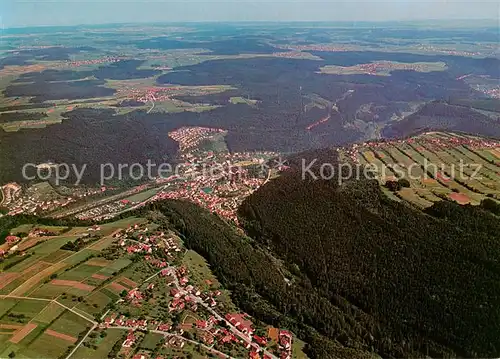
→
(0, 214, 309, 358)
(341, 131, 500, 208)
(0, 217, 149, 358)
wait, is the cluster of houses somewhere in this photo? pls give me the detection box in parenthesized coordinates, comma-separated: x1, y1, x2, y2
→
(151, 153, 272, 224)
(479, 86, 500, 99)
(1, 183, 22, 206)
(168, 126, 226, 153)
(98, 222, 297, 359)
(358, 133, 500, 151)
(277, 44, 353, 52)
(270, 51, 315, 59)
(121, 329, 187, 354)
(7, 197, 75, 215)
(0, 235, 22, 257)
(66, 56, 123, 68)
(121, 85, 183, 105)
(339, 61, 438, 76)
(76, 200, 129, 220)
(0, 225, 64, 257)
(2, 181, 108, 217)
(416, 45, 483, 57)
(4, 235, 21, 245)
(277, 330, 293, 359)
(4, 184, 76, 215)
(116, 225, 183, 261)
(155, 182, 245, 224)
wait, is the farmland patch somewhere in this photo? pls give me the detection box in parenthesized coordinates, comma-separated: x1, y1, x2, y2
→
(50, 279, 95, 292)
(9, 323, 37, 343)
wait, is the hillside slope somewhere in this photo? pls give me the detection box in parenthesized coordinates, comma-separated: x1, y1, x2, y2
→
(238, 165, 500, 358)
(382, 101, 500, 139)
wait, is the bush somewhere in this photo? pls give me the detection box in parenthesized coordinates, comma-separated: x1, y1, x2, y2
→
(480, 198, 500, 215)
(397, 178, 410, 188)
(385, 180, 401, 192)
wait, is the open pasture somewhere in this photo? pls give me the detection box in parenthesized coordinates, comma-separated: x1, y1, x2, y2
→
(50, 279, 95, 292)
(0, 253, 42, 273)
(0, 299, 49, 325)
(29, 282, 90, 300)
(9, 261, 67, 296)
(123, 188, 160, 203)
(41, 249, 73, 263)
(62, 248, 99, 266)
(32, 302, 65, 324)
(30, 235, 79, 255)
(0, 299, 18, 317)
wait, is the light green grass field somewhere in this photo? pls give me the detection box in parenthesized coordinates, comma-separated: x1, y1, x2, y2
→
(20, 332, 72, 359)
(33, 236, 80, 255)
(72, 329, 126, 359)
(1, 254, 42, 273)
(229, 96, 258, 105)
(41, 249, 73, 263)
(0, 299, 18, 318)
(62, 249, 99, 266)
(58, 264, 102, 281)
(98, 217, 148, 235)
(29, 283, 76, 300)
(2, 300, 49, 324)
(140, 332, 163, 350)
(75, 291, 112, 316)
(32, 302, 65, 324)
(48, 311, 91, 338)
(9, 224, 34, 235)
(123, 188, 160, 203)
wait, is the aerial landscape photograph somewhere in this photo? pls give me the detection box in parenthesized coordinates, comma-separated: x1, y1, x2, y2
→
(0, 0, 499, 358)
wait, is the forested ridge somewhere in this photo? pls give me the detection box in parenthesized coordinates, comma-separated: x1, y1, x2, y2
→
(3, 157, 500, 358)
(237, 161, 500, 358)
(140, 200, 378, 359)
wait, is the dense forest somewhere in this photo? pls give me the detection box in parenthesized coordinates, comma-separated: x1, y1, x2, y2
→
(2, 161, 500, 357)
(140, 199, 379, 359)
(236, 157, 500, 358)
(383, 101, 500, 138)
(2, 47, 500, 183)
(128, 167, 500, 358)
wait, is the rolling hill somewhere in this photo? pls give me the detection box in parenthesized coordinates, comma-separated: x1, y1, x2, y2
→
(236, 148, 500, 358)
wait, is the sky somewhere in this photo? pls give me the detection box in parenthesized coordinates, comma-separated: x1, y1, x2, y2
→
(1, 0, 499, 28)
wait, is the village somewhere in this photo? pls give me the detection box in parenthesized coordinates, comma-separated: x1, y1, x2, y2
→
(0, 124, 279, 227)
(95, 222, 295, 359)
(0, 215, 302, 359)
(1, 182, 110, 216)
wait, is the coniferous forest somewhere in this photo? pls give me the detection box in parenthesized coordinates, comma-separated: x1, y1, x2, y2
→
(136, 161, 500, 358)
(2, 162, 500, 358)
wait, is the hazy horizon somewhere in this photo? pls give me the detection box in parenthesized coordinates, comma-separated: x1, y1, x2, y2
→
(2, 0, 499, 28)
